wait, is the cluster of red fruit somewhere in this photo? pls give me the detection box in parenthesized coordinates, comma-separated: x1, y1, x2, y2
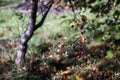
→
(76, 51, 85, 59)
(71, 15, 87, 30)
(79, 15, 87, 29)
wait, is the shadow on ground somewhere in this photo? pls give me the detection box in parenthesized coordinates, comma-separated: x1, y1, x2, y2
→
(0, 38, 120, 80)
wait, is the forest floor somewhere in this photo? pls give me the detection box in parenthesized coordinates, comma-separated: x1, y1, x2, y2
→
(0, 37, 120, 80)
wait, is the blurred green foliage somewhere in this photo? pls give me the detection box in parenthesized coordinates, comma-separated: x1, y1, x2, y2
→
(67, 0, 120, 42)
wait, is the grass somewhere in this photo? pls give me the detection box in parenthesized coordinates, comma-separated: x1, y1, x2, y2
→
(0, 3, 81, 60)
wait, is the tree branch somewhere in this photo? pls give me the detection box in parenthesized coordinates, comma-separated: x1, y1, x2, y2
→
(34, 1, 53, 30)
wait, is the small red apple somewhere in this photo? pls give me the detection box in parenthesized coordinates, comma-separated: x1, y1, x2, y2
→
(79, 24, 84, 29)
(82, 15, 87, 23)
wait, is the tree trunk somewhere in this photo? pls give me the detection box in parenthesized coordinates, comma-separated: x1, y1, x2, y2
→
(15, 0, 38, 68)
(15, 0, 53, 68)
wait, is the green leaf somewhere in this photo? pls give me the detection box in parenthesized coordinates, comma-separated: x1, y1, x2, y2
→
(115, 32, 120, 39)
(117, 46, 120, 54)
(106, 50, 113, 58)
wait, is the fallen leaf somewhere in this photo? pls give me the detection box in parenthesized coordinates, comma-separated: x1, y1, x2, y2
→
(75, 76, 84, 80)
(80, 34, 85, 43)
(60, 70, 71, 75)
